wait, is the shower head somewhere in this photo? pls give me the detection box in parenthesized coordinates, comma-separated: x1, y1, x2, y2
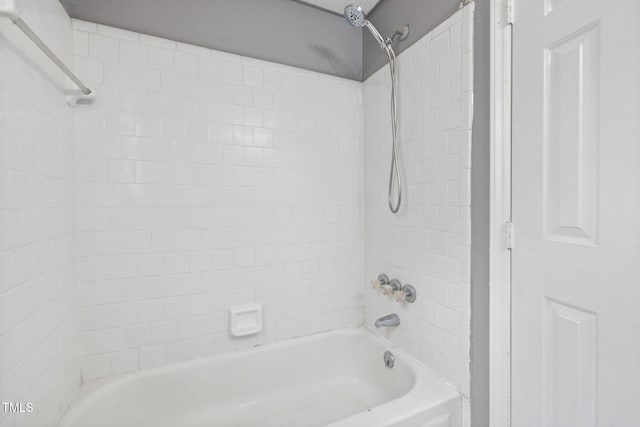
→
(343, 4, 366, 27)
(343, 4, 387, 49)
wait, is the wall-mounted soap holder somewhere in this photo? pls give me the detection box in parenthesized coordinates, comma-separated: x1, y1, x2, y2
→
(229, 304, 262, 337)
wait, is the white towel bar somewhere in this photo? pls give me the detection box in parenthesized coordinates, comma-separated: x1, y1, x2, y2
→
(0, 0, 94, 106)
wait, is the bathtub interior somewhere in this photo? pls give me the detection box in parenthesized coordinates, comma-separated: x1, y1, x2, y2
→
(59, 329, 458, 427)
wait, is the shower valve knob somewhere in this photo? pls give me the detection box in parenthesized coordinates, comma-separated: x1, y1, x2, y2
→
(385, 279, 402, 295)
(370, 279, 381, 289)
(393, 290, 406, 302)
(377, 274, 389, 286)
(382, 285, 394, 295)
(394, 284, 417, 304)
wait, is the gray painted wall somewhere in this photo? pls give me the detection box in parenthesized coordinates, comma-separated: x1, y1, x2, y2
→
(364, 1, 491, 426)
(470, 1, 490, 426)
(363, 0, 461, 80)
(61, 0, 363, 80)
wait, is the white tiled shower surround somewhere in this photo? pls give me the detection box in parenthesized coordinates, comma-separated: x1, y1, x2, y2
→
(363, 4, 473, 411)
(0, 2, 474, 425)
(71, 20, 365, 380)
(0, 0, 80, 426)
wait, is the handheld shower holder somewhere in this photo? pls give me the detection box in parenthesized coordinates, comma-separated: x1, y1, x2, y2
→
(385, 25, 410, 46)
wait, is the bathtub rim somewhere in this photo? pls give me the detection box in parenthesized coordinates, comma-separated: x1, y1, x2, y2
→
(59, 326, 460, 427)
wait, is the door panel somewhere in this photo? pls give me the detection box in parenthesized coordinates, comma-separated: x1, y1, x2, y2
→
(543, 23, 599, 245)
(511, 0, 640, 425)
(543, 299, 597, 427)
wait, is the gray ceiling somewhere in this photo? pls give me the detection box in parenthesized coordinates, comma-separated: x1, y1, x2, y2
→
(295, 0, 381, 15)
(61, 0, 364, 80)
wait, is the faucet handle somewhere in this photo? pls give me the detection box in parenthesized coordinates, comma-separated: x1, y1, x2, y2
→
(371, 280, 387, 295)
(383, 279, 402, 297)
(371, 274, 390, 293)
(388, 279, 402, 291)
(394, 284, 417, 303)
(393, 290, 406, 302)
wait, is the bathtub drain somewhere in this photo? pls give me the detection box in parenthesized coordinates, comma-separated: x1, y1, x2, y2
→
(383, 351, 395, 369)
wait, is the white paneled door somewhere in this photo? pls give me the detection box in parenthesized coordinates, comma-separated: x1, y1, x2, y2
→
(511, 0, 640, 425)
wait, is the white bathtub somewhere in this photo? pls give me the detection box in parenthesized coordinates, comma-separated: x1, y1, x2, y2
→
(59, 329, 460, 427)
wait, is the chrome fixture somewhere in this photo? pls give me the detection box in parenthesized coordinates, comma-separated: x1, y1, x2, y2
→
(374, 313, 400, 328)
(343, 5, 409, 49)
(386, 26, 410, 46)
(343, 4, 405, 213)
(394, 284, 417, 304)
(370, 273, 390, 291)
(371, 276, 418, 303)
(376, 273, 390, 286)
(383, 351, 395, 369)
(382, 279, 402, 295)
(343, 4, 386, 49)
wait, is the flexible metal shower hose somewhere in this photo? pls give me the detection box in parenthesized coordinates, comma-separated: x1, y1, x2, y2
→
(384, 45, 402, 213)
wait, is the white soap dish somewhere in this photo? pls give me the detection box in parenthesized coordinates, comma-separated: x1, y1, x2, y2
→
(229, 304, 262, 337)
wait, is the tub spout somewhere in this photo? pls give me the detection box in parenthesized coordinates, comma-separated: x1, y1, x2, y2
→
(374, 313, 400, 328)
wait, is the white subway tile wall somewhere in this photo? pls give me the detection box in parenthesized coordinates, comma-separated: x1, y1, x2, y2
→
(0, 0, 80, 426)
(1, 3, 476, 424)
(72, 20, 364, 380)
(363, 5, 473, 400)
